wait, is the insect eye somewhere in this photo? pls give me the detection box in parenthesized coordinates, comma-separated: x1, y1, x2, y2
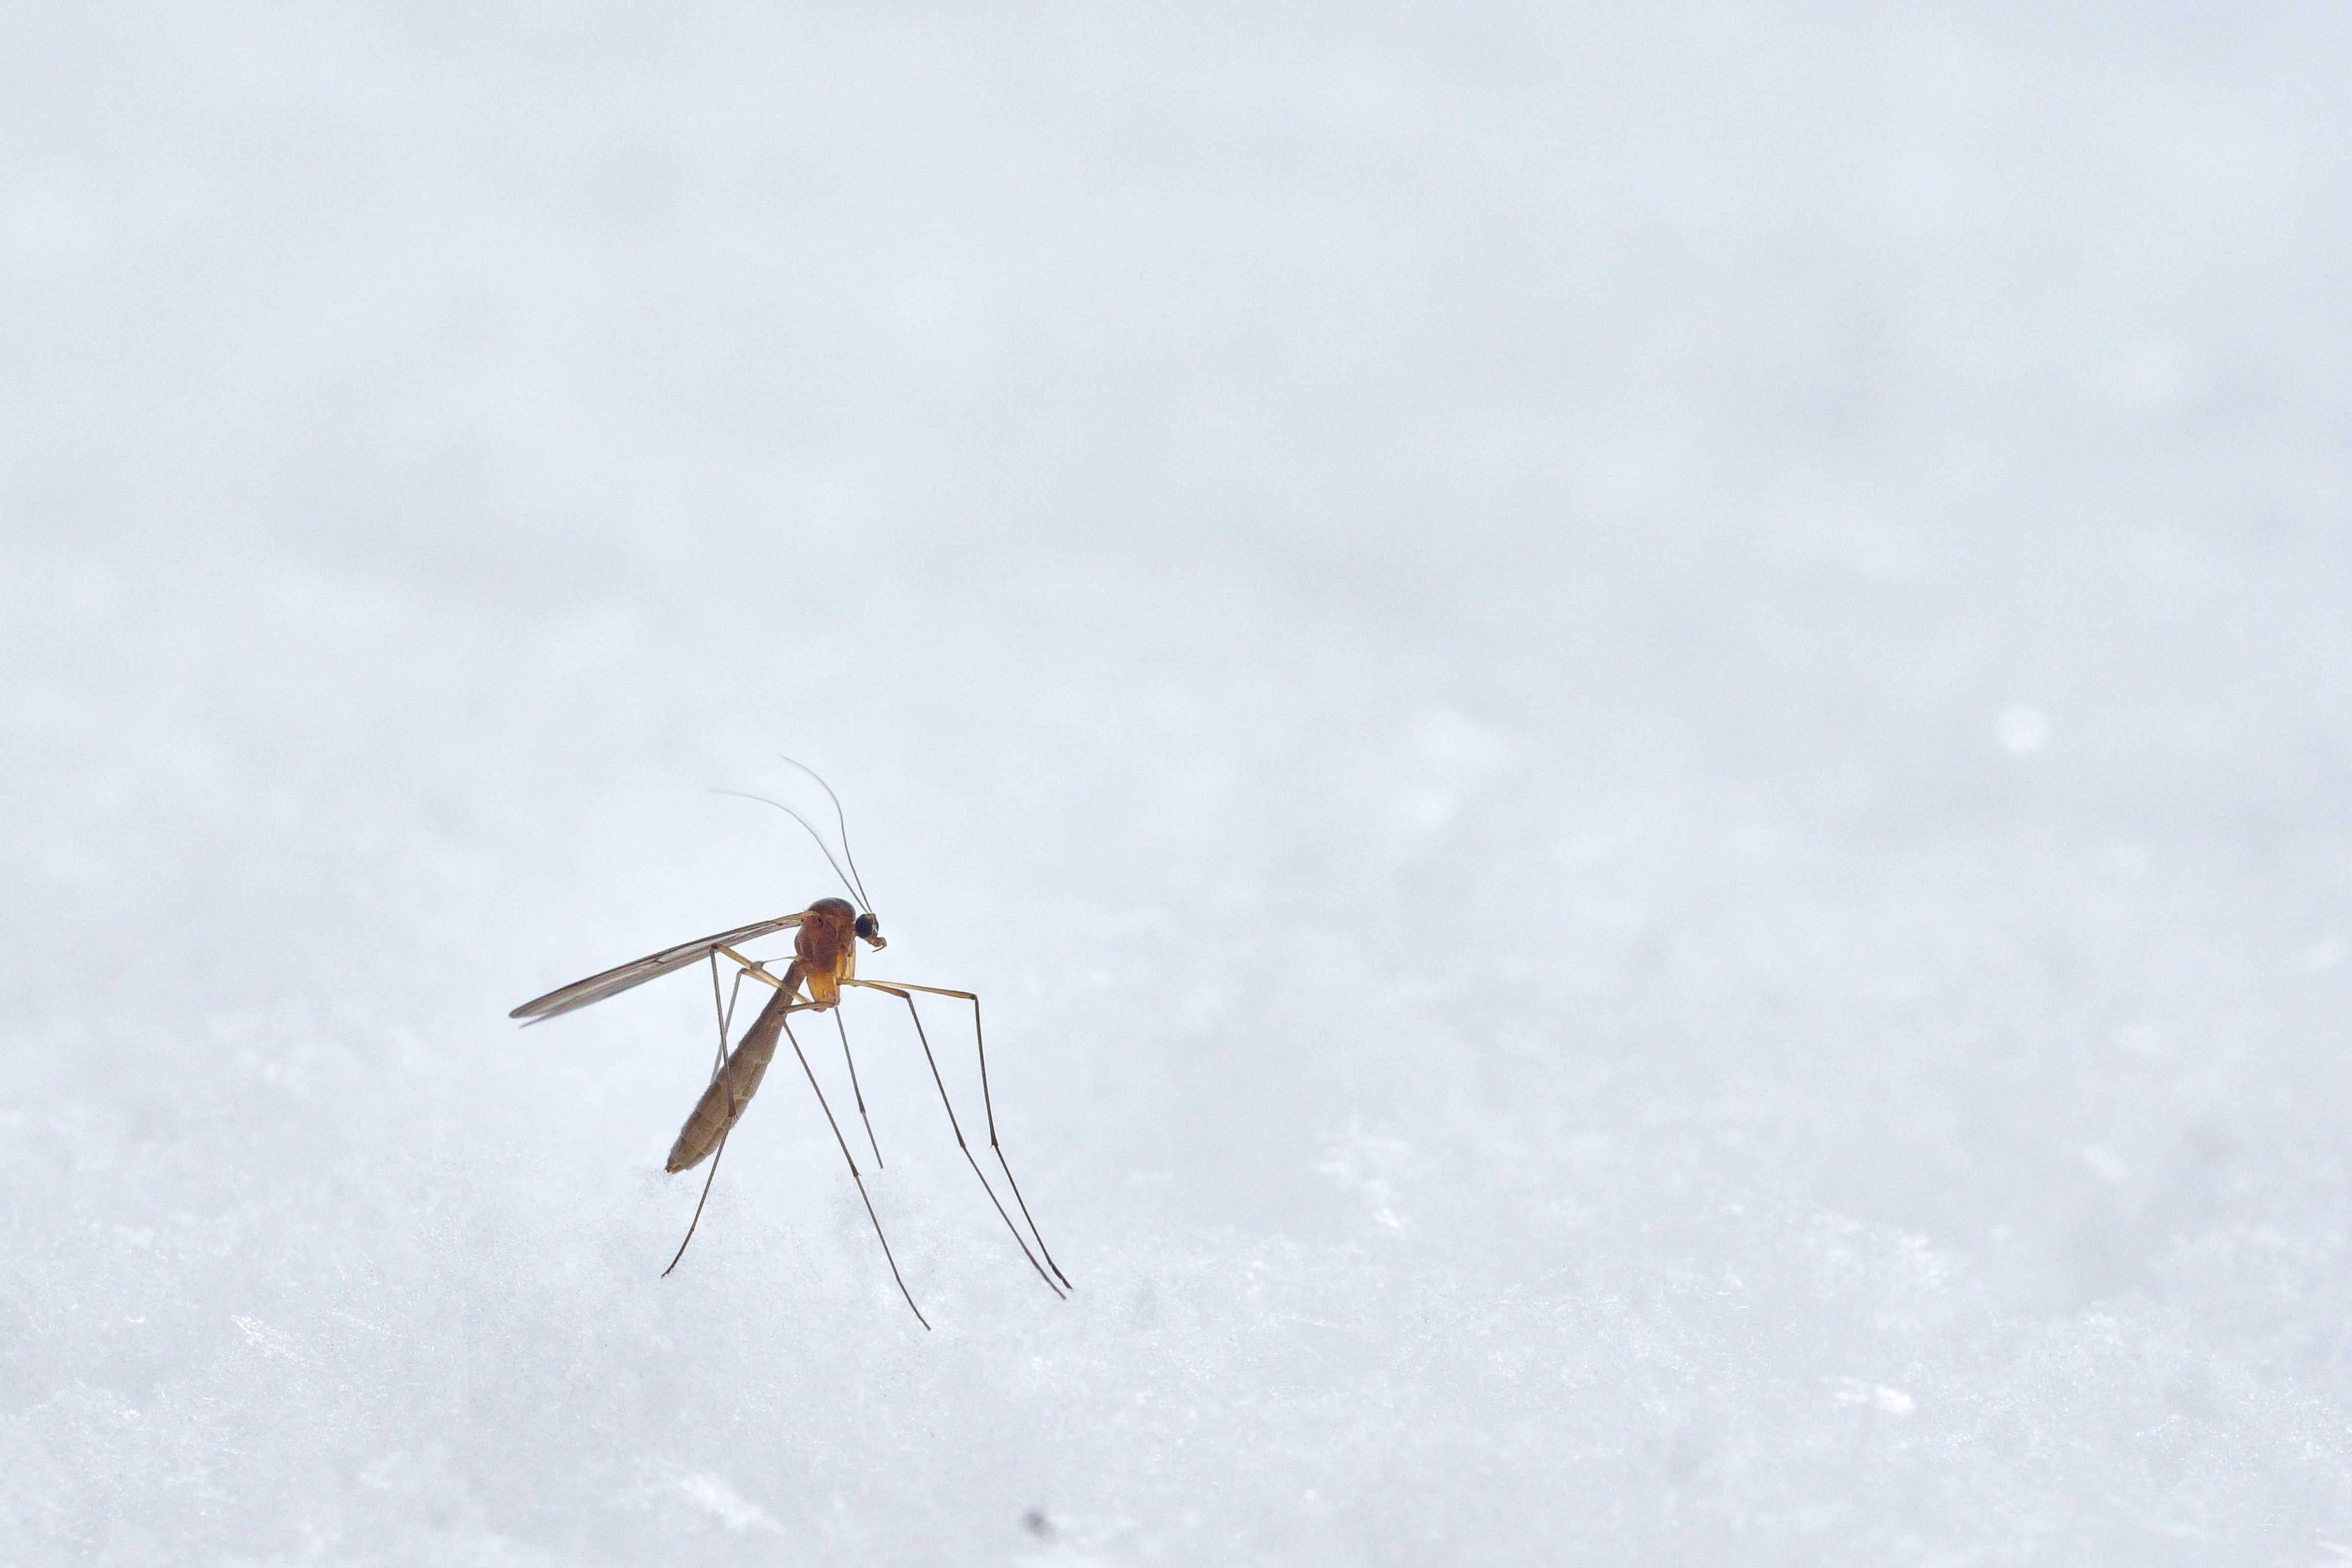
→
(854, 913, 880, 939)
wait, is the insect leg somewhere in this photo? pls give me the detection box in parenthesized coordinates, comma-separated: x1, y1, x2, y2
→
(962, 994, 1071, 1290)
(854, 983, 1062, 1298)
(778, 1013, 930, 1330)
(834, 1007, 885, 1171)
(660, 973, 761, 1276)
(845, 979, 1069, 1289)
(662, 954, 759, 1276)
(662, 1122, 731, 1277)
(706, 952, 750, 1078)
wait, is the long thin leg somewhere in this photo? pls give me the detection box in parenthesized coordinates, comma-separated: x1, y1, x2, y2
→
(707, 953, 749, 1078)
(858, 985, 1062, 1298)
(845, 979, 1069, 1290)
(966, 996, 1071, 1290)
(667, 961, 755, 1277)
(662, 1123, 730, 1277)
(834, 1007, 884, 1171)
(712, 946, 833, 1018)
(714, 945, 795, 995)
(779, 1014, 930, 1330)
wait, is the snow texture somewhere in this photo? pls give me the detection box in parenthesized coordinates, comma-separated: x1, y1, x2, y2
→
(5, 4, 2351, 1564)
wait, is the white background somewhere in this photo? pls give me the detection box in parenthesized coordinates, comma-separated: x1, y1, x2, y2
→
(5, 4, 2350, 1563)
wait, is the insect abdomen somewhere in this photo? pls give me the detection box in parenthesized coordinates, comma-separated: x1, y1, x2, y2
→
(665, 967, 799, 1173)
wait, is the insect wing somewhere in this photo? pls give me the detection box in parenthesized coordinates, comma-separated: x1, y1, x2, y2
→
(510, 914, 805, 1022)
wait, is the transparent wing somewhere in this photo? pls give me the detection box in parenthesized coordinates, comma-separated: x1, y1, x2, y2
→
(510, 914, 805, 1023)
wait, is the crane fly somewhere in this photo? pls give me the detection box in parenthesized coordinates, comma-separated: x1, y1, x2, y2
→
(508, 764, 1067, 1328)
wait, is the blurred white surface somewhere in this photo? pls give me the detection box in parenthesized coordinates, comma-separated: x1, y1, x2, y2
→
(4, 4, 2351, 1563)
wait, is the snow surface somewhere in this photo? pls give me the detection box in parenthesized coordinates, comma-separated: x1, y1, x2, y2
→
(5, 4, 2352, 1564)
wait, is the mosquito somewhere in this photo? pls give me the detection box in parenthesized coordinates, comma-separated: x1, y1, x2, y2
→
(507, 761, 1068, 1328)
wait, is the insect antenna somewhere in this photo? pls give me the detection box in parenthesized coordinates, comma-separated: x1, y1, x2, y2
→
(778, 756, 873, 912)
(712, 789, 862, 906)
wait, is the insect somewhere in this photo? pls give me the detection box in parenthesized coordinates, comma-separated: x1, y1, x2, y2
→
(508, 762, 1067, 1328)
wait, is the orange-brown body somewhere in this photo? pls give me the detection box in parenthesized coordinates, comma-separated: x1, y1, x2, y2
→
(514, 844, 1061, 1313)
(787, 896, 861, 1006)
(664, 899, 864, 1173)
